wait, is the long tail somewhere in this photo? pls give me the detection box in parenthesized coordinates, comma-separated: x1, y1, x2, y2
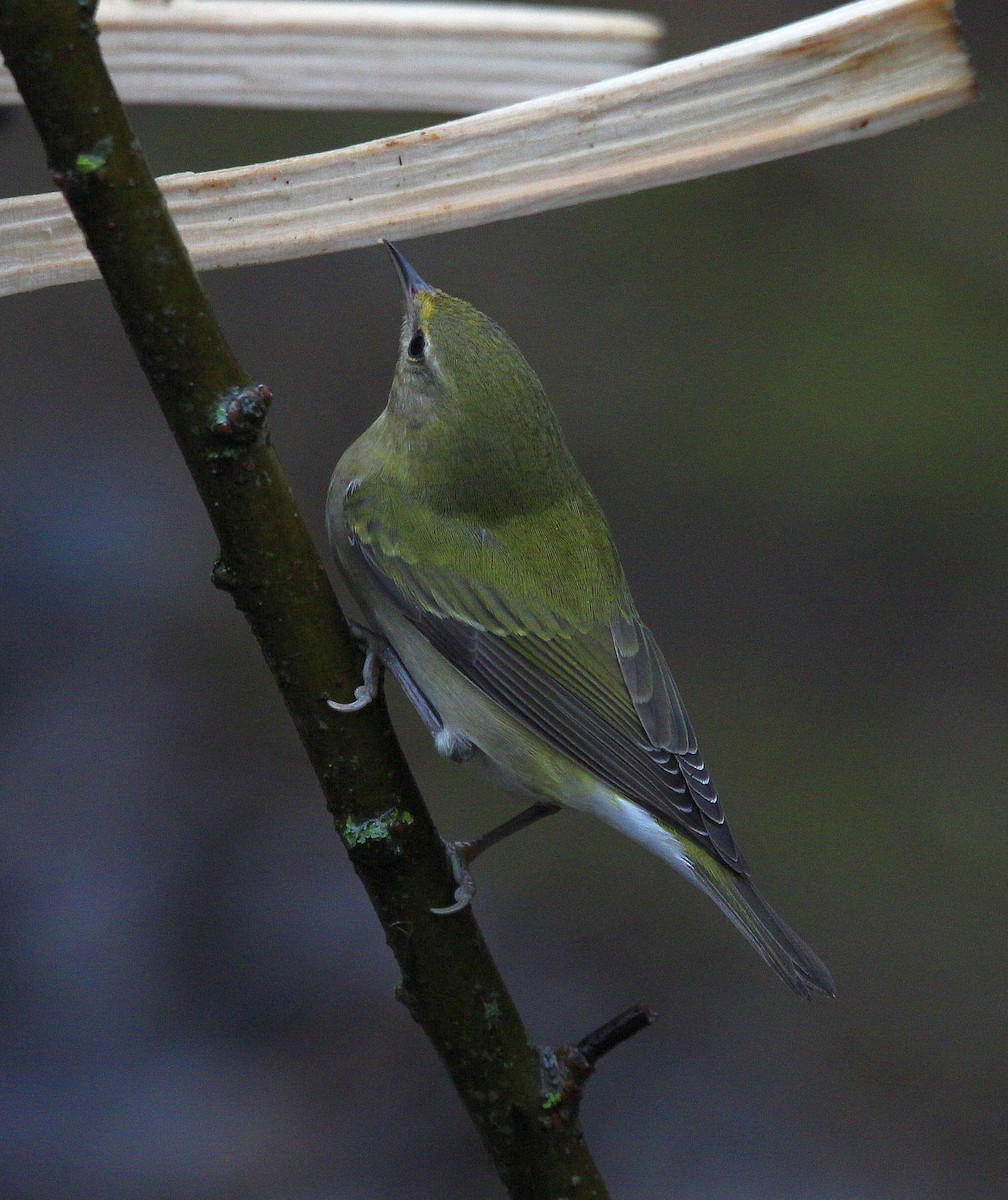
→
(686, 850, 836, 1000)
(584, 793, 835, 997)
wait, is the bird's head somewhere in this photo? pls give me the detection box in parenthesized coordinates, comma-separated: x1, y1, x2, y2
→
(379, 242, 574, 516)
(384, 241, 547, 430)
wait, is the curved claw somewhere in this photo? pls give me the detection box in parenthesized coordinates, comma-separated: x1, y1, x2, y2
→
(431, 841, 477, 916)
(429, 803, 561, 916)
(327, 684, 375, 712)
(328, 641, 381, 712)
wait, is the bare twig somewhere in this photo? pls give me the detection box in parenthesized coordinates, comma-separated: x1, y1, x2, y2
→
(541, 1007, 657, 1117)
(0, 0, 975, 299)
(577, 1006, 657, 1067)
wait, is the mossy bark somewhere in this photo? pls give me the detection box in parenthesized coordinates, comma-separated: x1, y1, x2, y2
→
(0, 2, 611, 1195)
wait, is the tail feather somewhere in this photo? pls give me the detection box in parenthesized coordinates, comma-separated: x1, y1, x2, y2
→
(687, 853, 836, 1000)
(582, 791, 835, 998)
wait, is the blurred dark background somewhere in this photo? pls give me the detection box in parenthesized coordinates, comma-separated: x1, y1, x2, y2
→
(1, 1, 1005, 1197)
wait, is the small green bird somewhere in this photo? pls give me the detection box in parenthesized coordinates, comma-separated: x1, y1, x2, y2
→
(327, 242, 835, 1000)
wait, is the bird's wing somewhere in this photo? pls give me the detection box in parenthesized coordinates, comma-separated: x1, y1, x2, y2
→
(341, 482, 746, 872)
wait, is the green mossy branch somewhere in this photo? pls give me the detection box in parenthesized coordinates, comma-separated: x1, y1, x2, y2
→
(0, 2, 628, 1196)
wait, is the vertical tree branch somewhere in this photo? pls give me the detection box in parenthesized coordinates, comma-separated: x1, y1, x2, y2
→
(0, 2, 633, 1195)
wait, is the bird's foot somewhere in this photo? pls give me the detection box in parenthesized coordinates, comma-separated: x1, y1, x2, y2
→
(431, 801, 562, 916)
(327, 622, 384, 712)
(432, 839, 481, 916)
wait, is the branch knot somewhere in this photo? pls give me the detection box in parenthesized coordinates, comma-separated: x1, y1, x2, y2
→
(540, 1005, 656, 1117)
(209, 383, 273, 441)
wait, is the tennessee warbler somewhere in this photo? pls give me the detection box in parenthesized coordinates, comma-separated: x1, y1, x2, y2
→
(327, 243, 834, 1000)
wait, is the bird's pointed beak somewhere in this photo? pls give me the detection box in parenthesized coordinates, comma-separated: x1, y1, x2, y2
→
(383, 240, 431, 304)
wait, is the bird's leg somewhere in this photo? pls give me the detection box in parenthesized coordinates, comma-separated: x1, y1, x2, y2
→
(328, 625, 476, 762)
(331, 625, 554, 916)
(327, 622, 385, 712)
(433, 801, 562, 916)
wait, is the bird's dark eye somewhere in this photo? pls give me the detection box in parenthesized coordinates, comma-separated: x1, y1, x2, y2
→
(407, 330, 426, 361)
